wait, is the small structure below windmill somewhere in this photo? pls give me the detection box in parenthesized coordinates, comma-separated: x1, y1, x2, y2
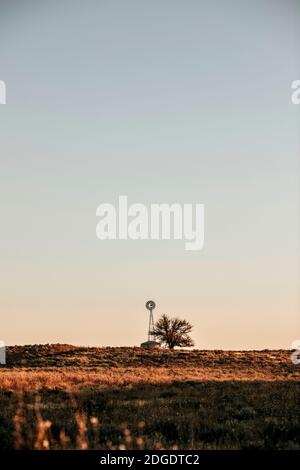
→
(140, 300, 160, 349)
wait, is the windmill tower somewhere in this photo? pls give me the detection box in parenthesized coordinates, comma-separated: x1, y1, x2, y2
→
(146, 300, 155, 341)
(140, 300, 161, 349)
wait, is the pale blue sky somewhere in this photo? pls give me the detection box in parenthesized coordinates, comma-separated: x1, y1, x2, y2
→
(0, 0, 299, 348)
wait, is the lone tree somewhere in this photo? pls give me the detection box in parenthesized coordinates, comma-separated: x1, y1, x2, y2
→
(151, 314, 194, 349)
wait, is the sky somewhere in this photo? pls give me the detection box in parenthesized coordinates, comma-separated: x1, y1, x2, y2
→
(0, 0, 299, 349)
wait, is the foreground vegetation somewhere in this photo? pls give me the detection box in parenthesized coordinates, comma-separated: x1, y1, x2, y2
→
(0, 345, 299, 450)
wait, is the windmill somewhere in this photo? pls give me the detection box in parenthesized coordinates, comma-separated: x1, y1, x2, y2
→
(140, 300, 161, 349)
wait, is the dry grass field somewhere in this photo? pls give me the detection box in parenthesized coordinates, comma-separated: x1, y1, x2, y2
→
(0, 345, 299, 450)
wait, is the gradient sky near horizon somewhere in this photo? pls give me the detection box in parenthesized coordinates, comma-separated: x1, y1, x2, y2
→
(0, 0, 299, 349)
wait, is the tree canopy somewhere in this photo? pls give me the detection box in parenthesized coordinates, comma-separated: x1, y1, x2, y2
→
(151, 314, 194, 349)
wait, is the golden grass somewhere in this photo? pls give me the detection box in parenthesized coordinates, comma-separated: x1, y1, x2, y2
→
(0, 346, 299, 450)
(0, 364, 298, 393)
(1, 345, 298, 392)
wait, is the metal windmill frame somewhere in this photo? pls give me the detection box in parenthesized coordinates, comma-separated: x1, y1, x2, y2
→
(145, 300, 156, 341)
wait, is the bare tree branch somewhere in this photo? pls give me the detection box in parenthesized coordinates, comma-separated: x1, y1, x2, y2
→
(151, 314, 194, 349)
